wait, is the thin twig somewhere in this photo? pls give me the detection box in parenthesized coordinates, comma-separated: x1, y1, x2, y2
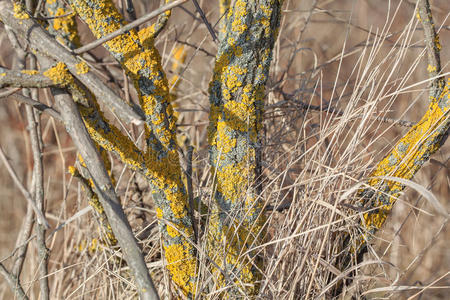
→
(0, 263, 29, 300)
(73, 0, 189, 54)
(25, 54, 49, 300)
(0, 88, 21, 98)
(417, 0, 442, 81)
(0, 146, 50, 229)
(175, 38, 215, 57)
(12, 204, 35, 277)
(0, 67, 56, 89)
(186, 145, 198, 242)
(2, 92, 63, 121)
(36, 11, 74, 20)
(295, 100, 415, 128)
(191, 0, 217, 42)
(125, 0, 137, 21)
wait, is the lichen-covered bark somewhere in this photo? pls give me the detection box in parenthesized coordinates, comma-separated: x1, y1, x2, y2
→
(357, 80, 449, 238)
(66, 0, 197, 295)
(354, 0, 449, 256)
(69, 165, 118, 246)
(2, 1, 158, 298)
(207, 0, 282, 296)
(43, 0, 120, 247)
(44, 0, 80, 49)
(219, 0, 231, 16)
(148, 0, 172, 39)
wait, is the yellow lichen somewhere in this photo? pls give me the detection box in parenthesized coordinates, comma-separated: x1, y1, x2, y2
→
(43, 62, 73, 86)
(89, 238, 98, 252)
(427, 64, 437, 73)
(360, 79, 449, 232)
(231, 0, 248, 33)
(13, 2, 29, 19)
(434, 35, 442, 51)
(216, 121, 237, 154)
(21, 70, 39, 75)
(67, 0, 207, 296)
(206, 1, 282, 296)
(68, 165, 78, 176)
(164, 243, 197, 295)
(75, 61, 89, 74)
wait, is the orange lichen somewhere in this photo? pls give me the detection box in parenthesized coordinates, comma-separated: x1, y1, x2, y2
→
(45, 0, 79, 48)
(164, 243, 197, 296)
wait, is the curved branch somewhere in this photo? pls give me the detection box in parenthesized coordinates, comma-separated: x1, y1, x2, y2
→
(2, 92, 62, 121)
(353, 0, 449, 254)
(334, 3, 450, 291)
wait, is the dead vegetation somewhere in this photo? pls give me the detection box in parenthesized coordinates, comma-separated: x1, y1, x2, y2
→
(0, 0, 449, 299)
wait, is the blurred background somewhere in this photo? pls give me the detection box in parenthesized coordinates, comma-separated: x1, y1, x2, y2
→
(0, 0, 449, 298)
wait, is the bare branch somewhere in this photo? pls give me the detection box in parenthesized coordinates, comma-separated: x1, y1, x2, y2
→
(12, 204, 34, 277)
(0, 88, 21, 98)
(191, 0, 217, 42)
(0, 146, 50, 229)
(24, 54, 49, 300)
(2, 92, 63, 121)
(417, 0, 442, 82)
(0, 67, 55, 88)
(0, 263, 28, 300)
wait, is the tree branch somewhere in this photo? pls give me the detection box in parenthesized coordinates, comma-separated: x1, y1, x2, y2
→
(2, 92, 62, 121)
(335, 1, 450, 290)
(207, 1, 282, 296)
(0, 67, 55, 88)
(0, 146, 50, 229)
(68, 0, 198, 295)
(0, 2, 145, 124)
(23, 55, 49, 300)
(72, 0, 189, 54)
(55, 88, 159, 300)
(0, 263, 28, 300)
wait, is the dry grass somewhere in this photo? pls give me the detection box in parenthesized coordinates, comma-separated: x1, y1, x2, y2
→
(0, 0, 449, 299)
